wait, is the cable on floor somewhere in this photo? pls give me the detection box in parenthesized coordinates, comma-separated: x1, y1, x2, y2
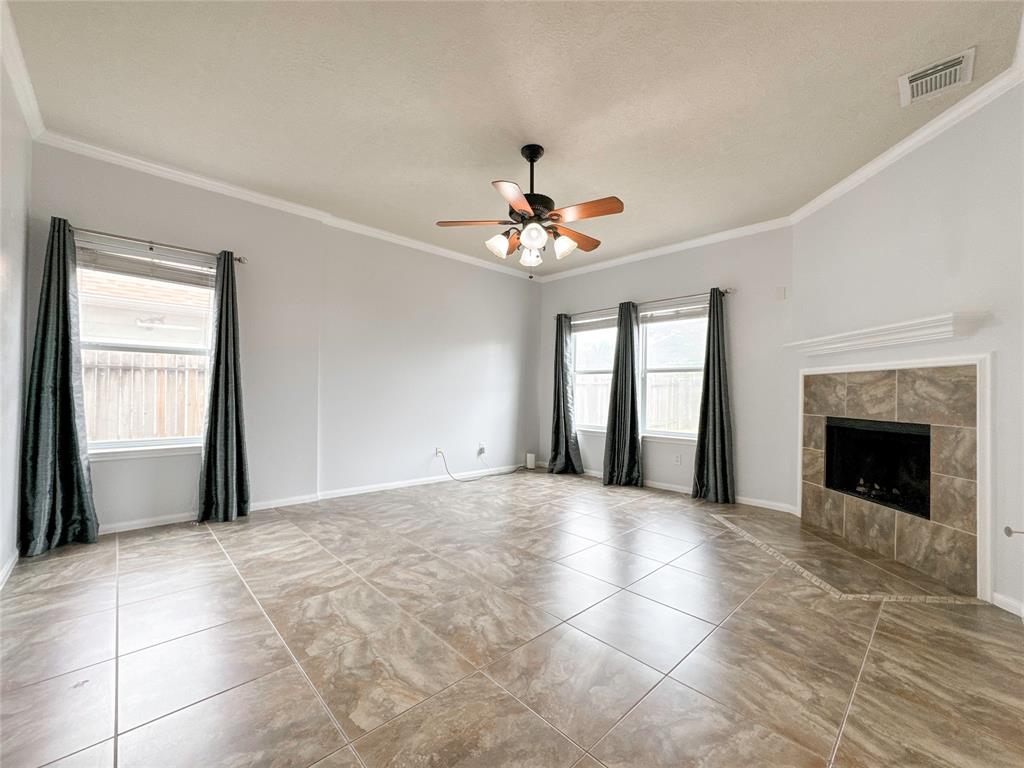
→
(436, 449, 525, 483)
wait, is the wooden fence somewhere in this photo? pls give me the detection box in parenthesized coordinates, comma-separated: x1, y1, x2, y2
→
(82, 350, 208, 441)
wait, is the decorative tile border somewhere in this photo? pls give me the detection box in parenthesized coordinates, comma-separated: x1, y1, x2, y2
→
(713, 515, 985, 606)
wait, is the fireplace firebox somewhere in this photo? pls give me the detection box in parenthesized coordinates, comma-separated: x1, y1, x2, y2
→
(824, 417, 931, 519)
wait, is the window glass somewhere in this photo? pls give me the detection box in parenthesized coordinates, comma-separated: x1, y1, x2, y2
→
(573, 326, 616, 428)
(77, 267, 214, 444)
(645, 316, 707, 369)
(642, 315, 707, 436)
(574, 326, 616, 371)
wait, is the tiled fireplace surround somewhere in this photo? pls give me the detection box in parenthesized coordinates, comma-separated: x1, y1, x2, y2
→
(801, 364, 978, 596)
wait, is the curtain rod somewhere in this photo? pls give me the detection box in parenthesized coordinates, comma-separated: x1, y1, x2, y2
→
(572, 288, 732, 319)
(71, 226, 247, 264)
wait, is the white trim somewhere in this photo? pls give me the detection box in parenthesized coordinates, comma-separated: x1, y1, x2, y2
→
(317, 464, 521, 500)
(0, 548, 18, 591)
(645, 479, 692, 494)
(736, 496, 800, 516)
(783, 314, 977, 356)
(38, 131, 530, 281)
(536, 218, 791, 283)
(2, 9, 1022, 284)
(249, 492, 320, 512)
(0, 2, 45, 137)
(642, 433, 697, 446)
(88, 443, 202, 461)
(991, 592, 1024, 619)
(100, 511, 198, 534)
(798, 353, 993, 603)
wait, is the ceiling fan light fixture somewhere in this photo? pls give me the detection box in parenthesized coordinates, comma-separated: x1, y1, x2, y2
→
(519, 248, 542, 268)
(519, 222, 548, 250)
(484, 231, 510, 259)
(554, 233, 578, 260)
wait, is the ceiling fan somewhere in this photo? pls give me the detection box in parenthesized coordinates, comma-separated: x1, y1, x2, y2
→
(436, 144, 624, 268)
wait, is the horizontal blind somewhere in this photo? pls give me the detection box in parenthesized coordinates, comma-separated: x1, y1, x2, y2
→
(77, 247, 216, 289)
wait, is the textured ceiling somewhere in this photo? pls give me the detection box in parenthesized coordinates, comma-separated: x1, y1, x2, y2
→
(9, 1, 1022, 275)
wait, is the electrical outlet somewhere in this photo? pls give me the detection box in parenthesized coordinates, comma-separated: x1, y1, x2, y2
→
(435, 447, 443, 457)
(673, 454, 682, 466)
(477, 442, 486, 456)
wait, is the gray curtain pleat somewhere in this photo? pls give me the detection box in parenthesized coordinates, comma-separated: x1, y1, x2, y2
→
(198, 251, 250, 522)
(19, 217, 99, 556)
(603, 302, 643, 486)
(692, 288, 735, 503)
(548, 314, 584, 474)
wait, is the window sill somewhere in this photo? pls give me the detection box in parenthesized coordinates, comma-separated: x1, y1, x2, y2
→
(574, 428, 697, 445)
(575, 427, 607, 435)
(88, 443, 203, 461)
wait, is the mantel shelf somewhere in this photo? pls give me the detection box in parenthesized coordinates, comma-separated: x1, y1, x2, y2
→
(784, 313, 979, 356)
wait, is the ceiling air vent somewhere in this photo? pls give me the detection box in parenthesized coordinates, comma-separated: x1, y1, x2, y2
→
(898, 48, 975, 107)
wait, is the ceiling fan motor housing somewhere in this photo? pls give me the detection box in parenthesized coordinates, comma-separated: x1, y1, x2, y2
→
(511, 193, 555, 222)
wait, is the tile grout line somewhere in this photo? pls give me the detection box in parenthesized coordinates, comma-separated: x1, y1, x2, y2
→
(203, 522, 357, 759)
(826, 602, 884, 767)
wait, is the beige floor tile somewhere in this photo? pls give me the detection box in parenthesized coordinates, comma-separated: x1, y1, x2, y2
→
(4, 549, 117, 596)
(118, 579, 260, 654)
(118, 615, 292, 731)
(118, 665, 343, 768)
(116, 557, 239, 605)
(302, 617, 474, 738)
(628, 564, 759, 623)
(237, 543, 353, 602)
(670, 531, 781, 580)
(604, 528, 699, 562)
(311, 747, 364, 767)
(639, 515, 722, 544)
(570, 591, 713, 672)
(505, 526, 598, 560)
(361, 553, 487, 615)
(670, 626, 853, 758)
(46, 739, 114, 767)
(592, 678, 824, 768)
(0, 576, 116, 632)
(501, 561, 619, 620)
(556, 516, 637, 543)
(559, 544, 663, 587)
(0, 661, 114, 768)
(418, 585, 560, 667)
(116, 521, 209, 549)
(443, 544, 550, 588)
(1, 608, 115, 691)
(263, 576, 406, 659)
(834, 680, 1024, 768)
(486, 624, 661, 747)
(117, 535, 226, 574)
(353, 673, 582, 767)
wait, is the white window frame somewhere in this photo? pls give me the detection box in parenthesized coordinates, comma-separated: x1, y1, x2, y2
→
(76, 234, 216, 453)
(571, 316, 618, 430)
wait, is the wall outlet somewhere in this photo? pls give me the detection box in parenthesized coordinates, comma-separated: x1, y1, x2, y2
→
(477, 442, 486, 457)
(435, 447, 443, 457)
(673, 454, 682, 466)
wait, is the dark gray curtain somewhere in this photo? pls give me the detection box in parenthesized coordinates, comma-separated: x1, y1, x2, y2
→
(548, 314, 583, 474)
(198, 251, 250, 522)
(603, 302, 643, 486)
(19, 217, 99, 556)
(692, 288, 735, 503)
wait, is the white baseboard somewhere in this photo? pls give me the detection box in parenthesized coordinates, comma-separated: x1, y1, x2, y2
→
(736, 496, 800, 516)
(645, 480, 693, 494)
(250, 493, 319, 512)
(318, 464, 522, 501)
(101, 511, 199, 534)
(992, 592, 1024, 619)
(0, 547, 18, 591)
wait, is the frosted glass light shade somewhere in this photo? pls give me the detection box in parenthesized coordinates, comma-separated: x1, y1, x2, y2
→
(520, 222, 548, 250)
(554, 234, 578, 259)
(519, 248, 543, 267)
(484, 233, 509, 259)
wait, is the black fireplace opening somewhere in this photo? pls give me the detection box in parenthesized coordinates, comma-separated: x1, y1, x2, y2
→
(824, 417, 931, 519)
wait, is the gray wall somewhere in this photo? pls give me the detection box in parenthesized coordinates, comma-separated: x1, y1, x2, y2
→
(27, 144, 539, 528)
(1, 62, 32, 577)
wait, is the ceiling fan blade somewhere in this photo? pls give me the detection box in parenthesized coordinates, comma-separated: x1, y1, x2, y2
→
(436, 219, 514, 227)
(506, 230, 520, 256)
(491, 181, 534, 217)
(552, 225, 600, 252)
(548, 196, 624, 224)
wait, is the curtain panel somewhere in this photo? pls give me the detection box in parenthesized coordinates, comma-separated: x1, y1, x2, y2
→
(692, 287, 735, 503)
(603, 301, 643, 486)
(19, 217, 99, 556)
(548, 313, 584, 474)
(198, 251, 251, 522)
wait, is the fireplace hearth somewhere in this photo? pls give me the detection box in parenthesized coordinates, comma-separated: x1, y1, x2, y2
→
(825, 417, 930, 518)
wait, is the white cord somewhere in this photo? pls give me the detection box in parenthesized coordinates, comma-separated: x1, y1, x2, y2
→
(436, 449, 524, 483)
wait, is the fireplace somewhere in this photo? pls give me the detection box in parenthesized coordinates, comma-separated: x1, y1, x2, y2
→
(825, 417, 931, 519)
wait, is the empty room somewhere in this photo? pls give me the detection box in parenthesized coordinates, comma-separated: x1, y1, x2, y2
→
(1, 2, 1023, 767)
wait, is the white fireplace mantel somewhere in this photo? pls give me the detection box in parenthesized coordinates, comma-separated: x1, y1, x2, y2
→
(783, 313, 981, 356)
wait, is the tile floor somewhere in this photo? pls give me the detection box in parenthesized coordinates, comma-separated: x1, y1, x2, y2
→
(1, 472, 1022, 767)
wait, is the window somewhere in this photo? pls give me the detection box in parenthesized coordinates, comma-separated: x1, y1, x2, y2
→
(640, 312, 707, 437)
(76, 245, 215, 448)
(570, 299, 708, 439)
(572, 324, 616, 428)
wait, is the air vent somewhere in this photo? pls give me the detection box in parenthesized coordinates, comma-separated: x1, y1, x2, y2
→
(898, 48, 975, 107)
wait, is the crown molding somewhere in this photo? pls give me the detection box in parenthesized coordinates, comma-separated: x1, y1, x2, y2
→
(5, 5, 1023, 284)
(1, 1, 44, 138)
(782, 313, 975, 356)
